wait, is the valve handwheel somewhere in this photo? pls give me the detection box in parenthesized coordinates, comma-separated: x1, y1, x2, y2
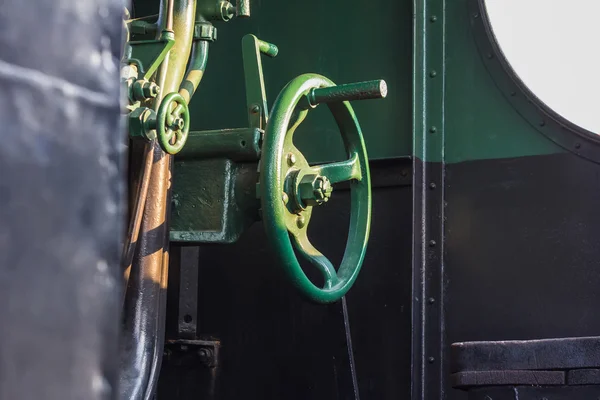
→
(157, 92, 190, 155)
(260, 73, 387, 303)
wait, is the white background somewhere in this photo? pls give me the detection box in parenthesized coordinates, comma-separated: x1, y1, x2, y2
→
(485, 0, 599, 133)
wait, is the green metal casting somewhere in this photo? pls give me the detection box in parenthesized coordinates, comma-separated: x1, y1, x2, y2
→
(260, 73, 384, 304)
(170, 33, 275, 243)
(171, 159, 260, 243)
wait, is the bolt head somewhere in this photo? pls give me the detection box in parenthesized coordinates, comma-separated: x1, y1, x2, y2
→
(286, 153, 296, 166)
(142, 81, 159, 98)
(172, 117, 185, 130)
(296, 214, 306, 229)
(250, 104, 260, 114)
(129, 107, 157, 141)
(220, 1, 236, 21)
(298, 174, 333, 207)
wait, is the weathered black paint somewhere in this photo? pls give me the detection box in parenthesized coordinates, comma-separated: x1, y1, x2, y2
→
(444, 153, 600, 399)
(158, 185, 413, 399)
(0, 0, 124, 399)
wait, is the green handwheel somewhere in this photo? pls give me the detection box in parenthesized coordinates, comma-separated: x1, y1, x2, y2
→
(259, 73, 385, 303)
(156, 92, 190, 155)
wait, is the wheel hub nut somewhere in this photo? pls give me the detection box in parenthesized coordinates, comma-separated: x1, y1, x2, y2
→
(297, 174, 333, 207)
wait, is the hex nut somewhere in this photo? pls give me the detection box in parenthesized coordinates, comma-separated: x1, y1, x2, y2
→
(129, 107, 157, 141)
(298, 174, 333, 207)
(142, 81, 159, 98)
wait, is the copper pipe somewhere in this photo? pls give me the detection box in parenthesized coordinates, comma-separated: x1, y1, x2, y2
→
(119, 1, 196, 399)
(121, 140, 153, 296)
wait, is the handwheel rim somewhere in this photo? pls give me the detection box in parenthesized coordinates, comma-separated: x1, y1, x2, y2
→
(260, 73, 371, 304)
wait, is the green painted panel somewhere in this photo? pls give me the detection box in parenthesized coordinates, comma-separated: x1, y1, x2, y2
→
(442, 0, 563, 164)
(183, 0, 413, 163)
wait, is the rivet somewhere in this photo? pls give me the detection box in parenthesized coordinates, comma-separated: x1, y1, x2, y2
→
(473, 12, 479, 18)
(400, 169, 408, 177)
(429, 240, 436, 247)
(429, 182, 436, 189)
(296, 215, 306, 229)
(430, 15, 437, 22)
(539, 120, 546, 127)
(428, 297, 436, 304)
(510, 91, 516, 97)
(287, 153, 296, 166)
(428, 357, 435, 363)
(429, 70, 437, 78)
(575, 143, 581, 149)
(282, 192, 289, 205)
(250, 104, 260, 114)
(486, 53, 493, 59)
(429, 126, 437, 133)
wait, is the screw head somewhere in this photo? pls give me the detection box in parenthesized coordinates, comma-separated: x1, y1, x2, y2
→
(286, 153, 296, 166)
(197, 348, 213, 366)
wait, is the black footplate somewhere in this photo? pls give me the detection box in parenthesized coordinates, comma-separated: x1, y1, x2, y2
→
(450, 336, 600, 398)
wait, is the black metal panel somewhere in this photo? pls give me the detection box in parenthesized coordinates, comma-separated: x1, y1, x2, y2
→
(0, 0, 124, 399)
(467, 386, 600, 400)
(412, 158, 447, 400)
(445, 153, 600, 400)
(451, 336, 600, 372)
(159, 185, 412, 399)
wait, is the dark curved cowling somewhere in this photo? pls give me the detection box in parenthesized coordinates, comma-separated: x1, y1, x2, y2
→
(0, 0, 124, 399)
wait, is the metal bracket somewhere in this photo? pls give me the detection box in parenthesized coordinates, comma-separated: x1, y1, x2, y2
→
(242, 34, 278, 130)
(127, 31, 175, 80)
(165, 339, 220, 368)
(177, 127, 262, 161)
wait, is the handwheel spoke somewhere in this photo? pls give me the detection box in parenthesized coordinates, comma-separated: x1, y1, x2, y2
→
(172, 103, 184, 116)
(311, 152, 361, 184)
(291, 231, 339, 289)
